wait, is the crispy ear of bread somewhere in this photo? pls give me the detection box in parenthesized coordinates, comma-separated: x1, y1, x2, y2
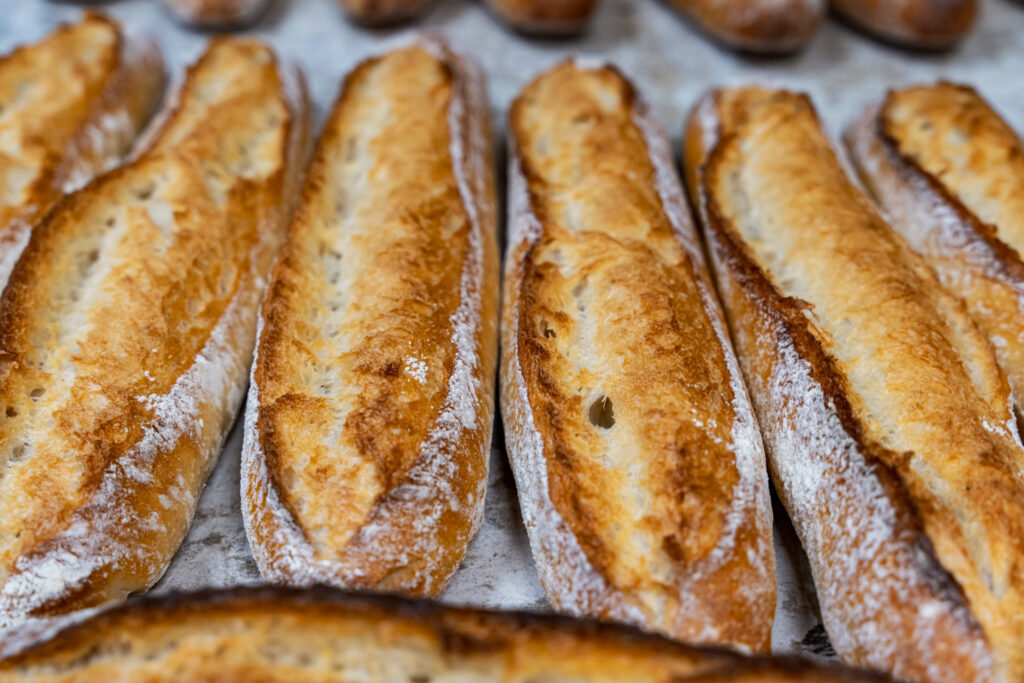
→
(241, 37, 498, 597)
(684, 87, 1024, 682)
(829, 0, 977, 49)
(336, 0, 435, 25)
(501, 61, 775, 652)
(664, 0, 825, 54)
(845, 83, 1024, 429)
(0, 586, 889, 682)
(163, 0, 272, 28)
(485, 0, 598, 35)
(0, 12, 165, 290)
(0, 37, 311, 639)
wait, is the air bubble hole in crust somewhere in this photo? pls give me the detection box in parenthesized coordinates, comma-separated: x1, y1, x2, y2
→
(589, 395, 615, 429)
(29, 387, 44, 400)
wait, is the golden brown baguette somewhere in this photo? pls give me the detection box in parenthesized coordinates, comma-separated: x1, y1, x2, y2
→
(0, 37, 311, 638)
(684, 87, 1024, 683)
(0, 12, 164, 291)
(0, 587, 890, 682)
(241, 38, 498, 597)
(163, 0, 273, 28)
(501, 61, 775, 652)
(664, 0, 825, 54)
(336, 0, 435, 25)
(829, 0, 977, 48)
(485, 0, 598, 35)
(845, 83, 1024, 430)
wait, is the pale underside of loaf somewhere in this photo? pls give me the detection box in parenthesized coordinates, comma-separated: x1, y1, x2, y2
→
(0, 37, 309, 639)
(163, 0, 272, 27)
(0, 587, 888, 682)
(665, 0, 826, 53)
(242, 38, 498, 597)
(0, 12, 165, 291)
(845, 83, 1024, 428)
(688, 87, 1024, 682)
(501, 61, 774, 652)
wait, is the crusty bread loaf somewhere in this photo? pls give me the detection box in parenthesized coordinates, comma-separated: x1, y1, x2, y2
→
(485, 0, 598, 35)
(0, 12, 164, 291)
(501, 61, 775, 652)
(829, 0, 977, 48)
(664, 0, 825, 54)
(241, 38, 498, 597)
(684, 87, 1024, 682)
(0, 37, 311, 640)
(336, 0, 435, 25)
(0, 587, 888, 681)
(163, 0, 272, 28)
(845, 82, 1024, 430)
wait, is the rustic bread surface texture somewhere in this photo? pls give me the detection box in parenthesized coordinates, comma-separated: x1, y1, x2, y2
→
(0, 587, 889, 682)
(829, 0, 977, 48)
(485, 0, 598, 35)
(336, 0, 435, 25)
(501, 60, 775, 652)
(664, 0, 825, 53)
(0, 37, 310, 637)
(242, 39, 498, 597)
(846, 83, 1024, 430)
(0, 12, 165, 290)
(684, 87, 1024, 683)
(163, 0, 272, 27)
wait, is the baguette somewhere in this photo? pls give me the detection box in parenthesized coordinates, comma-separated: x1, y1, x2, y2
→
(0, 37, 311, 636)
(501, 61, 775, 652)
(829, 0, 977, 49)
(0, 12, 164, 291)
(241, 38, 498, 597)
(336, 0, 435, 25)
(485, 0, 598, 35)
(663, 0, 825, 54)
(845, 83, 1024, 428)
(163, 0, 272, 28)
(0, 587, 888, 682)
(684, 87, 1024, 682)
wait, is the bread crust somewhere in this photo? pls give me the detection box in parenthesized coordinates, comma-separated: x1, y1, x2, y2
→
(336, 0, 435, 25)
(485, 0, 598, 35)
(829, 0, 977, 48)
(0, 37, 311, 639)
(845, 83, 1024, 430)
(163, 0, 272, 28)
(664, 0, 825, 54)
(0, 586, 888, 682)
(0, 12, 165, 291)
(241, 38, 498, 597)
(685, 87, 1024, 682)
(501, 61, 775, 652)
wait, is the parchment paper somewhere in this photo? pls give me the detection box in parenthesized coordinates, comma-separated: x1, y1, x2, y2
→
(3, 0, 1024, 658)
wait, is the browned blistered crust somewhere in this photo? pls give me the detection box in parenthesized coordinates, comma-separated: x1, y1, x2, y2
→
(485, 0, 598, 35)
(664, 0, 825, 54)
(845, 83, 1024, 430)
(163, 0, 271, 27)
(502, 62, 774, 651)
(336, 0, 435, 24)
(0, 586, 889, 682)
(685, 87, 1024, 682)
(830, 0, 977, 48)
(0, 37, 310, 627)
(0, 12, 165, 288)
(243, 41, 498, 597)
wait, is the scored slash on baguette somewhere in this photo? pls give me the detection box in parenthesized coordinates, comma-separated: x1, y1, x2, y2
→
(845, 83, 1024, 430)
(0, 12, 165, 291)
(241, 37, 499, 597)
(501, 60, 775, 652)
(0, 586, 889, 681)
(684, 87, 1024, 683)
(0, 37, 311, 639)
